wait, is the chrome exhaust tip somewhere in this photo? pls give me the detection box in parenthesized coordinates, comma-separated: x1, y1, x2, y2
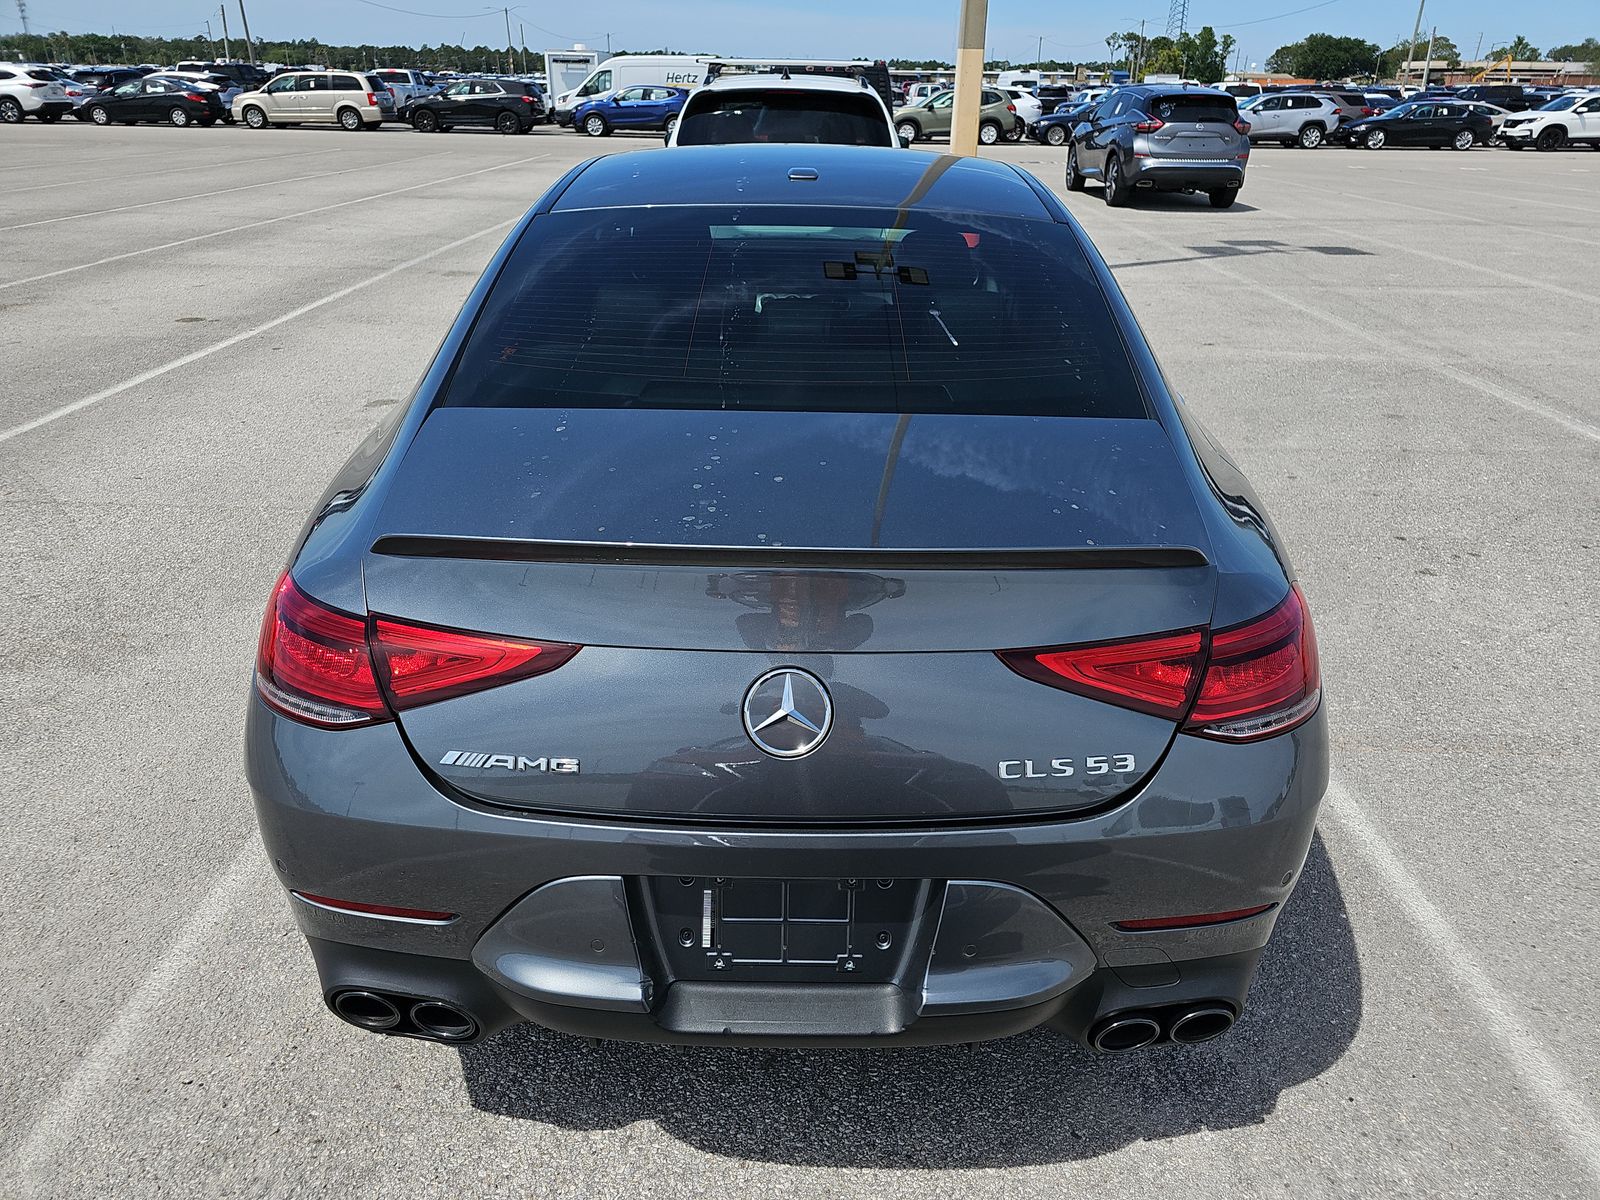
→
(1169, 1004, 1236, 1045)
(331, 989, 401, 1031)
(409, 1000, 479, 1042)
(1089, 1013, 1162, 1054)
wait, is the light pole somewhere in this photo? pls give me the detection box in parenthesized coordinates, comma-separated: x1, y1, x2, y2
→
(219, 5, 230, 59)
(951, 0, 989, 155)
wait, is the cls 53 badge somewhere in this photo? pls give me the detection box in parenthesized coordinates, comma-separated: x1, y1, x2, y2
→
(997, 755, 1137, 780)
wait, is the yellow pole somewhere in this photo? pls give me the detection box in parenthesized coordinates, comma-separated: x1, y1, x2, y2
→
(950, 0, 989, 156)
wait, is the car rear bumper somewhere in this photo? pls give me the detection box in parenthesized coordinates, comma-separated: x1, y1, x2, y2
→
(36, 100, 74, 117)
(1128, 159, 1247, 189)
(246, 694, 1327, 1047)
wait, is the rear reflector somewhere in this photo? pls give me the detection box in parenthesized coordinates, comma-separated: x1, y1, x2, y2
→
(1115, 903, 1274, 931)
(291, 891, 456, 923)
(999, 629, 1205, 720)
(256, 573, 389, 728)
(372, 616, 579, 710)
(997, 584, 1321, 740)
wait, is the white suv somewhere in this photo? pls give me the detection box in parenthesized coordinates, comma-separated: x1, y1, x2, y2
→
(0, 62, 73, 122)
(1498, 93, 1600, 150)
(1238, 92, 1342, 148)
(669, 73, 895, 147)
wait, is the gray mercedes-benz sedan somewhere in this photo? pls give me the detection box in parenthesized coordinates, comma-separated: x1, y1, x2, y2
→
(245, 145, 1327, 1055)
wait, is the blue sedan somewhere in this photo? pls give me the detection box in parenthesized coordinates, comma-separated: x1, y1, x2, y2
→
(573, 85, 689, 137)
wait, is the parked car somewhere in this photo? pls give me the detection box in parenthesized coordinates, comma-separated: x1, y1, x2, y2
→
(999, 85, 1043, 126)
(1330, 101, 1492, 150)
(1067, 85, 1249, 208)
(234, 71, 394, 130)
(1237, 92, 1343, 148)
(1035, 83, 1080, 113)
(83, 75, 227, 126)
(1214, 81, 1264, 100)
(552, 54, 709, 125)
(0, 63, 72, 122)
(406, 78, 546, 133)
(174, 59, 271, 90)
(1306, 89, 1375, 124)
(245, 142, 1327, 1056)
(1453, 84, 1538, 111)
(1457, 101, 1513, 139)
(574, 84, 689, 137)
(69, 66, 147, 92)
(371, 68, 439, 110)
(147, 72, 243, 121)
(892, 87, 1022, 145)
(670, 75, 893, 147)
(1030, 101, 1093, 146)
(1498, 93, 1600, 150)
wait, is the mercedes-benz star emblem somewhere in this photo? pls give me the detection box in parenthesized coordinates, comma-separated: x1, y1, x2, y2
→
(741, 667, 833, 759)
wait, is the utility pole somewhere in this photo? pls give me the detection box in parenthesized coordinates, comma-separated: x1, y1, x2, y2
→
(1036, 34, 1043, 71)
(1473, 32, 1483, 62)
(503, 7, 513, 74)
(204, 19, 215, 55)
(1136, 18, 1146, 82)
(1403, 0, 1426, 85)
(1421, 25, 1435, 89)
(519, 22, 526, 73)
(219, 5, 231, 60)
(950, 0, 988, 156)
(238, 0, 256, 64)
(14, 0, 28, 37)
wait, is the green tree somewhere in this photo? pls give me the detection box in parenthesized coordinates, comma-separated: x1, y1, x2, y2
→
(1545, 37, 1597, 62)
(1180, 26, 1236, 81)
(1267, 33, 1382, 80)
(1488, 35, 1541, 61)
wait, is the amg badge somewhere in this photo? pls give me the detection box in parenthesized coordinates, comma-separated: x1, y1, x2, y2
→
(439, 751, 579, 774)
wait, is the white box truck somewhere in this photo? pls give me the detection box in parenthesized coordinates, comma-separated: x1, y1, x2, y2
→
(544, 48, 599, 102)
(552, 54, 715, 125)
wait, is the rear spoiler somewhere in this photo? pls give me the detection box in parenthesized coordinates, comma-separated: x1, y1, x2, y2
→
(370, 535, 1207, 571)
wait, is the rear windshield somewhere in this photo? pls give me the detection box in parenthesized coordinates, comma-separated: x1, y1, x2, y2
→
(442, 206, 1145, 418)
(677, 91, 894, 148)
(364, 76, 387, 91)
(1147, 93, 1237, 123)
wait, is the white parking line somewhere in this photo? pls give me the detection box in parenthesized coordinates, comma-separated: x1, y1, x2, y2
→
(0, 156, 443, 233)
(0, 215, 520, 447)
(1100, 224, 1600, 444)
(1278, 180, 1600, 250)
(1322, 781, 1600, 1187)
(0, 152, 549, 291)
(6, 841, 265, 1188)
(5, 144, 350, 195)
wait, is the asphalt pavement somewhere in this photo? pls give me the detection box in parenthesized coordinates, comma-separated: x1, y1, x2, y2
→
(2, 120, 1596, 1199)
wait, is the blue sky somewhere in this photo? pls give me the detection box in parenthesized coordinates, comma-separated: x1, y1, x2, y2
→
(7, 0, 1589, 64)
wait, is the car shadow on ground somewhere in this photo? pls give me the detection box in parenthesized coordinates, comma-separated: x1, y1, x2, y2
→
(457, 833, 1359, 1167)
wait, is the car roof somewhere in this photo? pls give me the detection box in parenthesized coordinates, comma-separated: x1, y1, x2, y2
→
(696, 74, 872, 96)
(1124, 84, 1233, 99)
(552, 145, 1053, 220)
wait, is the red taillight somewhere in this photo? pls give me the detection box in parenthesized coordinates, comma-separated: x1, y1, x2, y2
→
(184, 92, 205, 102)
(256, 573, 388, 728)
(1361, 106, 1375, 116)
(366, 92, 377, 105)
(1233, 118, 1251, 134)
(997, 585, 1321, 740)
(255, 572, 581, 727)
(1133, 118, 1165, 133)
(520, 95, 533, 103)
(1007, 102, 1017, 112)
(1115, 904, 1275, 931)
(1185, 585, 1320, 741)
(999, 629, 1205, 720)
(371, 616, 579, 710)
(291, 891, 456, 923)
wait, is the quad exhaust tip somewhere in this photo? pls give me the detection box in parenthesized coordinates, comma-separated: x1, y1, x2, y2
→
(328, 989, 479, 1042)
(1089, 1013, 1162, 1054)
(1169, 1005, 1236, 1045)
(331, 990, 401, 1031)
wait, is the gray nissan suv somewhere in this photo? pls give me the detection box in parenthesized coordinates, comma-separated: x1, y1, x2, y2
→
(245, 145, 1326, 1057)
(1067, 85, 1250, 207)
